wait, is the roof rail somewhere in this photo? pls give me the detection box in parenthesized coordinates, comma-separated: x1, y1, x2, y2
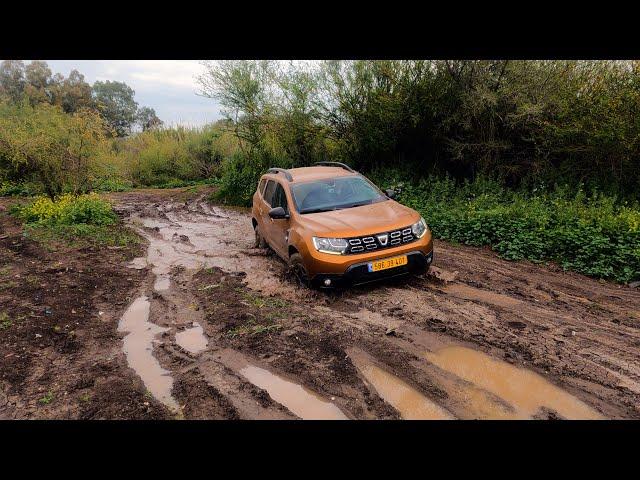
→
(314, 161, 356, 173)
(267, 167, 293, 182)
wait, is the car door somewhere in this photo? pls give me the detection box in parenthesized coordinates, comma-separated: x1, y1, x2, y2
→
(258, 179, 277, 241)
(266, 182, 291, 258)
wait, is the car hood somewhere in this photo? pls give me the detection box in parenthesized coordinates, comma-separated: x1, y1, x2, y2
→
(298, 200, 420, 237)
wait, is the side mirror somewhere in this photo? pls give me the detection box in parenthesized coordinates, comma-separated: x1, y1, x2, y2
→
(268, 206, 289, 219)
(385, 188, 396, 199)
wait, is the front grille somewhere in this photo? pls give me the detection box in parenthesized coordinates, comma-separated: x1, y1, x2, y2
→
(346, 226, 416, 254)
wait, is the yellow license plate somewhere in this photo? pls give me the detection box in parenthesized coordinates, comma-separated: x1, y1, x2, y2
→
(368, 255, 408, 272)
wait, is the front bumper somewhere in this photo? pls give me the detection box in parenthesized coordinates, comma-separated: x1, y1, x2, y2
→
(310, 250, 433, 289)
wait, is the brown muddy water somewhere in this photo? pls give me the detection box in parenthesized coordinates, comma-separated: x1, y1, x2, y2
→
(348, 349, 454, 419)
(239, 365, 349, 420)
(425, 346, 604, 419)
(131, 200, 287, 295)
(212, 348, 348, 420)
(175, 323, 208, 354)
(117, 296, 179, 412)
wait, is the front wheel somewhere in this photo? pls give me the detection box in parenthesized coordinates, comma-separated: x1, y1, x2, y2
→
(254, 224, 267, 248)
(288, 253, 310, 288)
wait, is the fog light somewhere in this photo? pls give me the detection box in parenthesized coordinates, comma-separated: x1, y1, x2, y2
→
(324, 279, 332, 287)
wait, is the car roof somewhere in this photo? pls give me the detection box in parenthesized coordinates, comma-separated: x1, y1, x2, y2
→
(264, 166, 357, 184)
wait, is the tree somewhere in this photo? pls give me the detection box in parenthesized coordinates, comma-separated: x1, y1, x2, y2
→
(137, 106, 163, 131)
(0, 101, 110, 197)
(52, 69, 94, 113)
(92, 80, 138, 136)
(24, 60, 53, 105)
(0, 60, 26, 102)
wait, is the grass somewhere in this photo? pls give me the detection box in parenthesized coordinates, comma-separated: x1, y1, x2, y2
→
(0, 312, 11, 329)
(0, 280, 17, 291)
(38, 391, 54, 405)
(237, 289, 288, 309)
(226, 321, 282, 338)
(11, 193, 141, 250)
(23, 223, 142, 250)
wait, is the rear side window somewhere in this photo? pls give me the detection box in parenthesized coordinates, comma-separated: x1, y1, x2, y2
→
(263, 180, 277, 205)
(272, 183, 289, 214)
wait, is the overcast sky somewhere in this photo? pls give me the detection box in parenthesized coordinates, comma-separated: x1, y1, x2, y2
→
(42, 60, 222, 127)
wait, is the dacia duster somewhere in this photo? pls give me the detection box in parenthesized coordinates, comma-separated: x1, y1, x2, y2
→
(251, 162, 434, 288)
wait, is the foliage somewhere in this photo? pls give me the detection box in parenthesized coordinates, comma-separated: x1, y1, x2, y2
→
(14, 193, 117, 226)
(109, 122, 239, 187)
(137, 106, 163, 131)
(92, 80, 139, 137)
(0, 100, 111, 197)
(198, 60, 640, 200)
(0, 180, 41, 196)
(375, 171, 640, 283)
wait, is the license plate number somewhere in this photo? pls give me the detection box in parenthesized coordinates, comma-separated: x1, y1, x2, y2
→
(368, 255, 408, 272)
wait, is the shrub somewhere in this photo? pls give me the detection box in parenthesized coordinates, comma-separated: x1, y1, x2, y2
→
(213, 152, 267, 206)
(15, 193, 117, 226)
(0, 180, 42, 196)
(378, 172, 640, 284)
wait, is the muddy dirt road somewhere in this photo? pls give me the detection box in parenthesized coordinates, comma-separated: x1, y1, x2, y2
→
(109, 188, 640, 420)
(2, 187, 639, 419)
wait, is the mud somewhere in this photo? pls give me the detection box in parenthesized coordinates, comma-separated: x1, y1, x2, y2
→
(175, 323, 208, 354)
(3, 186, 639, 419)
(117, 296, 178, 411)
(112, 188, 639, 419)
(348, 349, 454, 419)
(425, 346, 604, 419)
(0, 196, 172, 419)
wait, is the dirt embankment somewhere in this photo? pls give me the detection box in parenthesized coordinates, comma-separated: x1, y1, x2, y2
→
(2, 188, 639, 420)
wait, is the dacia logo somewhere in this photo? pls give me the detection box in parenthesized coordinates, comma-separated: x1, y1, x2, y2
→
(377, 233, 389, 246)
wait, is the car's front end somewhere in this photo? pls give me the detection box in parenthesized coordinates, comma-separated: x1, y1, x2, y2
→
(292, 213, 434, 288)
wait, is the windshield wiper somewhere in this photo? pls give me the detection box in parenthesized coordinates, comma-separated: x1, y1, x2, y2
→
(300, 207, 338, 214)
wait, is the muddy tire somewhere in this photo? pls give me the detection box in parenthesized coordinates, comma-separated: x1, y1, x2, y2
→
(254, 224, 267, 248)
(289, 253, 310, 287)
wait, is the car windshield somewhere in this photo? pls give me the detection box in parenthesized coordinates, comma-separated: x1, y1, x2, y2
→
(291, 176, 388, 214)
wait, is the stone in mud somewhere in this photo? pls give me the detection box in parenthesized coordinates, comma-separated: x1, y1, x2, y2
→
(427, 266, 458, 285)
(629, 281, 640, 288)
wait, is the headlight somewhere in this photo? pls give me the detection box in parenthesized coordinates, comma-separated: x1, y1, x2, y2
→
(411, 217, 428, 238)
(312, 237, 348, 255)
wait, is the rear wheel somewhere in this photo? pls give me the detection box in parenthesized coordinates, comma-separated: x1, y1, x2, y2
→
(289, 253, 310, 287)
(254, 224, 267, 248)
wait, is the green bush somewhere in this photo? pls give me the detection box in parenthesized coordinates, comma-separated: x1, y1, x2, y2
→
(0, 180, 42, 197)
(213, 153, 268, 207)
(378, 172, 640, 284)
(14, 193, 117, 226)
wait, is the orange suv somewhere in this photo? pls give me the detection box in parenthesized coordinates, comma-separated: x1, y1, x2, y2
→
(251, 162, 434, 288)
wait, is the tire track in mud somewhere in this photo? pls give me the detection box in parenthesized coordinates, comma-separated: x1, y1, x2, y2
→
(110, 189, 640, 419)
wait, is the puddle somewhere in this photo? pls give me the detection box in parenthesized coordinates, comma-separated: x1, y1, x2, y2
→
(117, 296, 178, 411)
(128, 200, 291, 296)
(239, 365, 349, 420)
(127, 257, 148, 270)
(154, 275, 171, 291)
(347, 350, 453, 420)
(175, 322, 208, 354)
(424, 346, 604, 419)
(357, 363, 454, 419)
(446, 284, 521, 308)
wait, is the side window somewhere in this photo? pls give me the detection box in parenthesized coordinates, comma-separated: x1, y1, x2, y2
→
(258, 179, 266, 196)
(263, 180, 277, 206)
(272, 183, 289, 214)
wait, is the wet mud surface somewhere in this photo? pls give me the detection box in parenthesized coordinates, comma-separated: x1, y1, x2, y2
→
(2, 187, 639, 419)
(0, 195, 171, 419)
